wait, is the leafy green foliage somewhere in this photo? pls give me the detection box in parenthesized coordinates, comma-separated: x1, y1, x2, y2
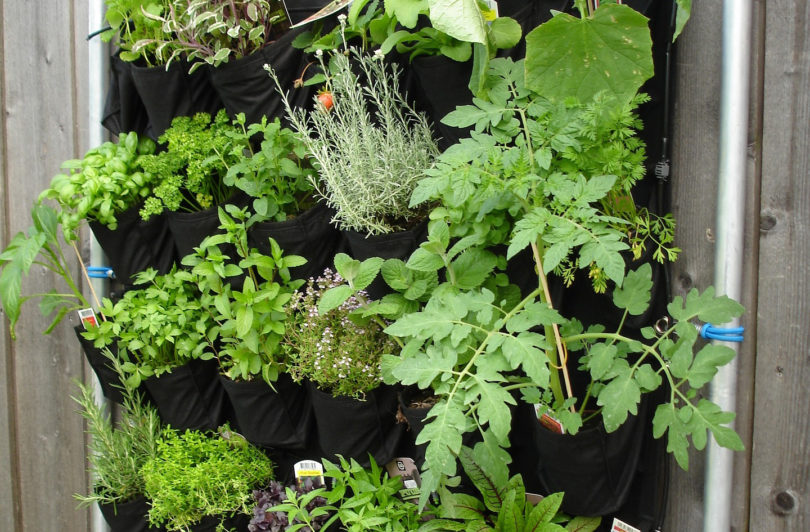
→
(674, 0, 692, 42)
(180, 206, 305, 383)
(223, 114, 316, 220)
(320, 455, 422, 531)
(73, 377, 163, 507)
(422, 448, 600, 531)
(138, 110, 241, 220)
(0, 203, 89, 339)
(38, 132, 157, 239)
(271, 47, 439, 235)
(133, 0, 288, 72)
(141, 425, 274, 531)
(524, 4, 654, 107)
(102, 0, 170, 65)
(81, 266, 213, 388)
(258, 479, 335, 531)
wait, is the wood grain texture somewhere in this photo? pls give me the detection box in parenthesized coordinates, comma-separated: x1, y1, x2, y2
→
(0, 1, 91, 530)
(749, 0, 810, 529)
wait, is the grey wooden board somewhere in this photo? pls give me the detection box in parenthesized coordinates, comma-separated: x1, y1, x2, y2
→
(665, 0, 759, 529)
(750, 0, 810, 529)
(0, 0, 91, 530)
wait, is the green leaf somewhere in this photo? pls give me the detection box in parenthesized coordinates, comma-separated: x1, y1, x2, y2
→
(317, 285, 354, 314)
(452, 249, 496, 289)
(526, 492, 563, 526)
(667, 286, 744, 324)
(488, 16, 522, 50)
(500, 333, 550, 388)
(687, 344, 736, 388)
(391, 345, 457, 388)
(333, 253, 360, 282)
(612, 263, 652, 315)
(353, 257, 384, 291)
(596, 370, 640, 432)
(408, 247, 445, 272)
(468, 377, 515, 445)
(505, 302, 563, 333)
(428, 0, 487, 44)
(459, 446, 503, 513)
(565, 516, 601, 532)
(587, 343, 617, 381)
(524, 4, 654, 106)
(387, 0, 428, 28)
(673, 0, 691, 41)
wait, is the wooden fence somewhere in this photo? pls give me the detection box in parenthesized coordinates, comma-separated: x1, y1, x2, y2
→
(0, 0, 807, 530)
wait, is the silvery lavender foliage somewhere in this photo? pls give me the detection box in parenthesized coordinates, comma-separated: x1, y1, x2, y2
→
(249, 478, 330, 532)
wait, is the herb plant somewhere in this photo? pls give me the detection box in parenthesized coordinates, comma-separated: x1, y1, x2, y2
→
(320, 455, 422, 532)
(222, 114, 316, 220)
(82, 266, 214, 388)
(284, 265, 397, 399)
(250, 478, 334, 532)
(138, 110, 241, 220)
(270, 47, 439, 235)
(135, 0, 288, 73)
(73, 377, 163, 508)
(141, 425, 274, 531)
(181, 205, 306, 383)
(38, 132, 157, 239)
(101, 0, 170, 65)
(421, 447, 599, 532)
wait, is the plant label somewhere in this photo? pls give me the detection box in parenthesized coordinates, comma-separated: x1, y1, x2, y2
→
(294, 459, 325, 488)
(611, 518, 641, 532)
(78, 308, 98, 329)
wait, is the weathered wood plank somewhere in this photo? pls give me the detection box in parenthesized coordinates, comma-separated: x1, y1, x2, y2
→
(665, 0, 760, 529)
(0, 0, 21, 528)
(749, 0, 810, 529)
(1, 0, 91, 530)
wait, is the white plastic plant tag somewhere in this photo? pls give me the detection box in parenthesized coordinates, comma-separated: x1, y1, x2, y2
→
(611, 518, 641, 532)
(78, 308, 98, 329)
(385, 457, 421, 502)
(294, 459, 325, 488)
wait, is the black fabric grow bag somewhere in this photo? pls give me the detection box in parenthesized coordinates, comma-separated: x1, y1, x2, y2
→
(74, 325, 127, 404)
(165, 192, 248, 261)
(102, 52, 150, 138)
(308, 382, 403, 467)
(90, 206, 176, 284)
(130, 60, 223, 140)
(142, 358, 228, 432)
(342, 220, 428, 299)
(531, 398, 648, 517)
(219, 373, 312, 450)
(247, 202, 342, 281)
(283, 0, 334, 25)
(208, 26, 315, 127)
(99, 496, 164, 532)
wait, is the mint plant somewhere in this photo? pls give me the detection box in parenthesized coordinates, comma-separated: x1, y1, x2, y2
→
(180, 205, 306, 383)
(222, 114, 316, 221)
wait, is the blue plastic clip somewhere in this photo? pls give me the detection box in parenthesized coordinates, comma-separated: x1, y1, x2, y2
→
(87, 266, 115, 279)
(699, 323, 745, 343)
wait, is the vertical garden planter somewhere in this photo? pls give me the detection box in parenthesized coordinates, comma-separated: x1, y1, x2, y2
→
(165, 193, 249, 261)
(142, 359, 228, 432)
(307, 382, 403, 467)
(219, 373, 312, 450)
(247, 202, 343, 281)
(73, 325, 128, 404)
(102, 52, 150, 138)
(89, 205, 176, 284)
(208, 27, 315, 126)
(130, 60, 223, 140)
(98, 496, 165, 532)
(530, 398, 649, 517)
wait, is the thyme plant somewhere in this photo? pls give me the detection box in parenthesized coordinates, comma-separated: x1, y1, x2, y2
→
(269, 47, 439, 235)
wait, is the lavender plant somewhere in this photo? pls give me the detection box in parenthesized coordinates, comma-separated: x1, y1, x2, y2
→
(269, 46, 439, 235)
(284, 268, 397, 399)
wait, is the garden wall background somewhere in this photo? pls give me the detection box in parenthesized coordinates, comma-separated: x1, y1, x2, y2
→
(0, 0, 806, 530)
